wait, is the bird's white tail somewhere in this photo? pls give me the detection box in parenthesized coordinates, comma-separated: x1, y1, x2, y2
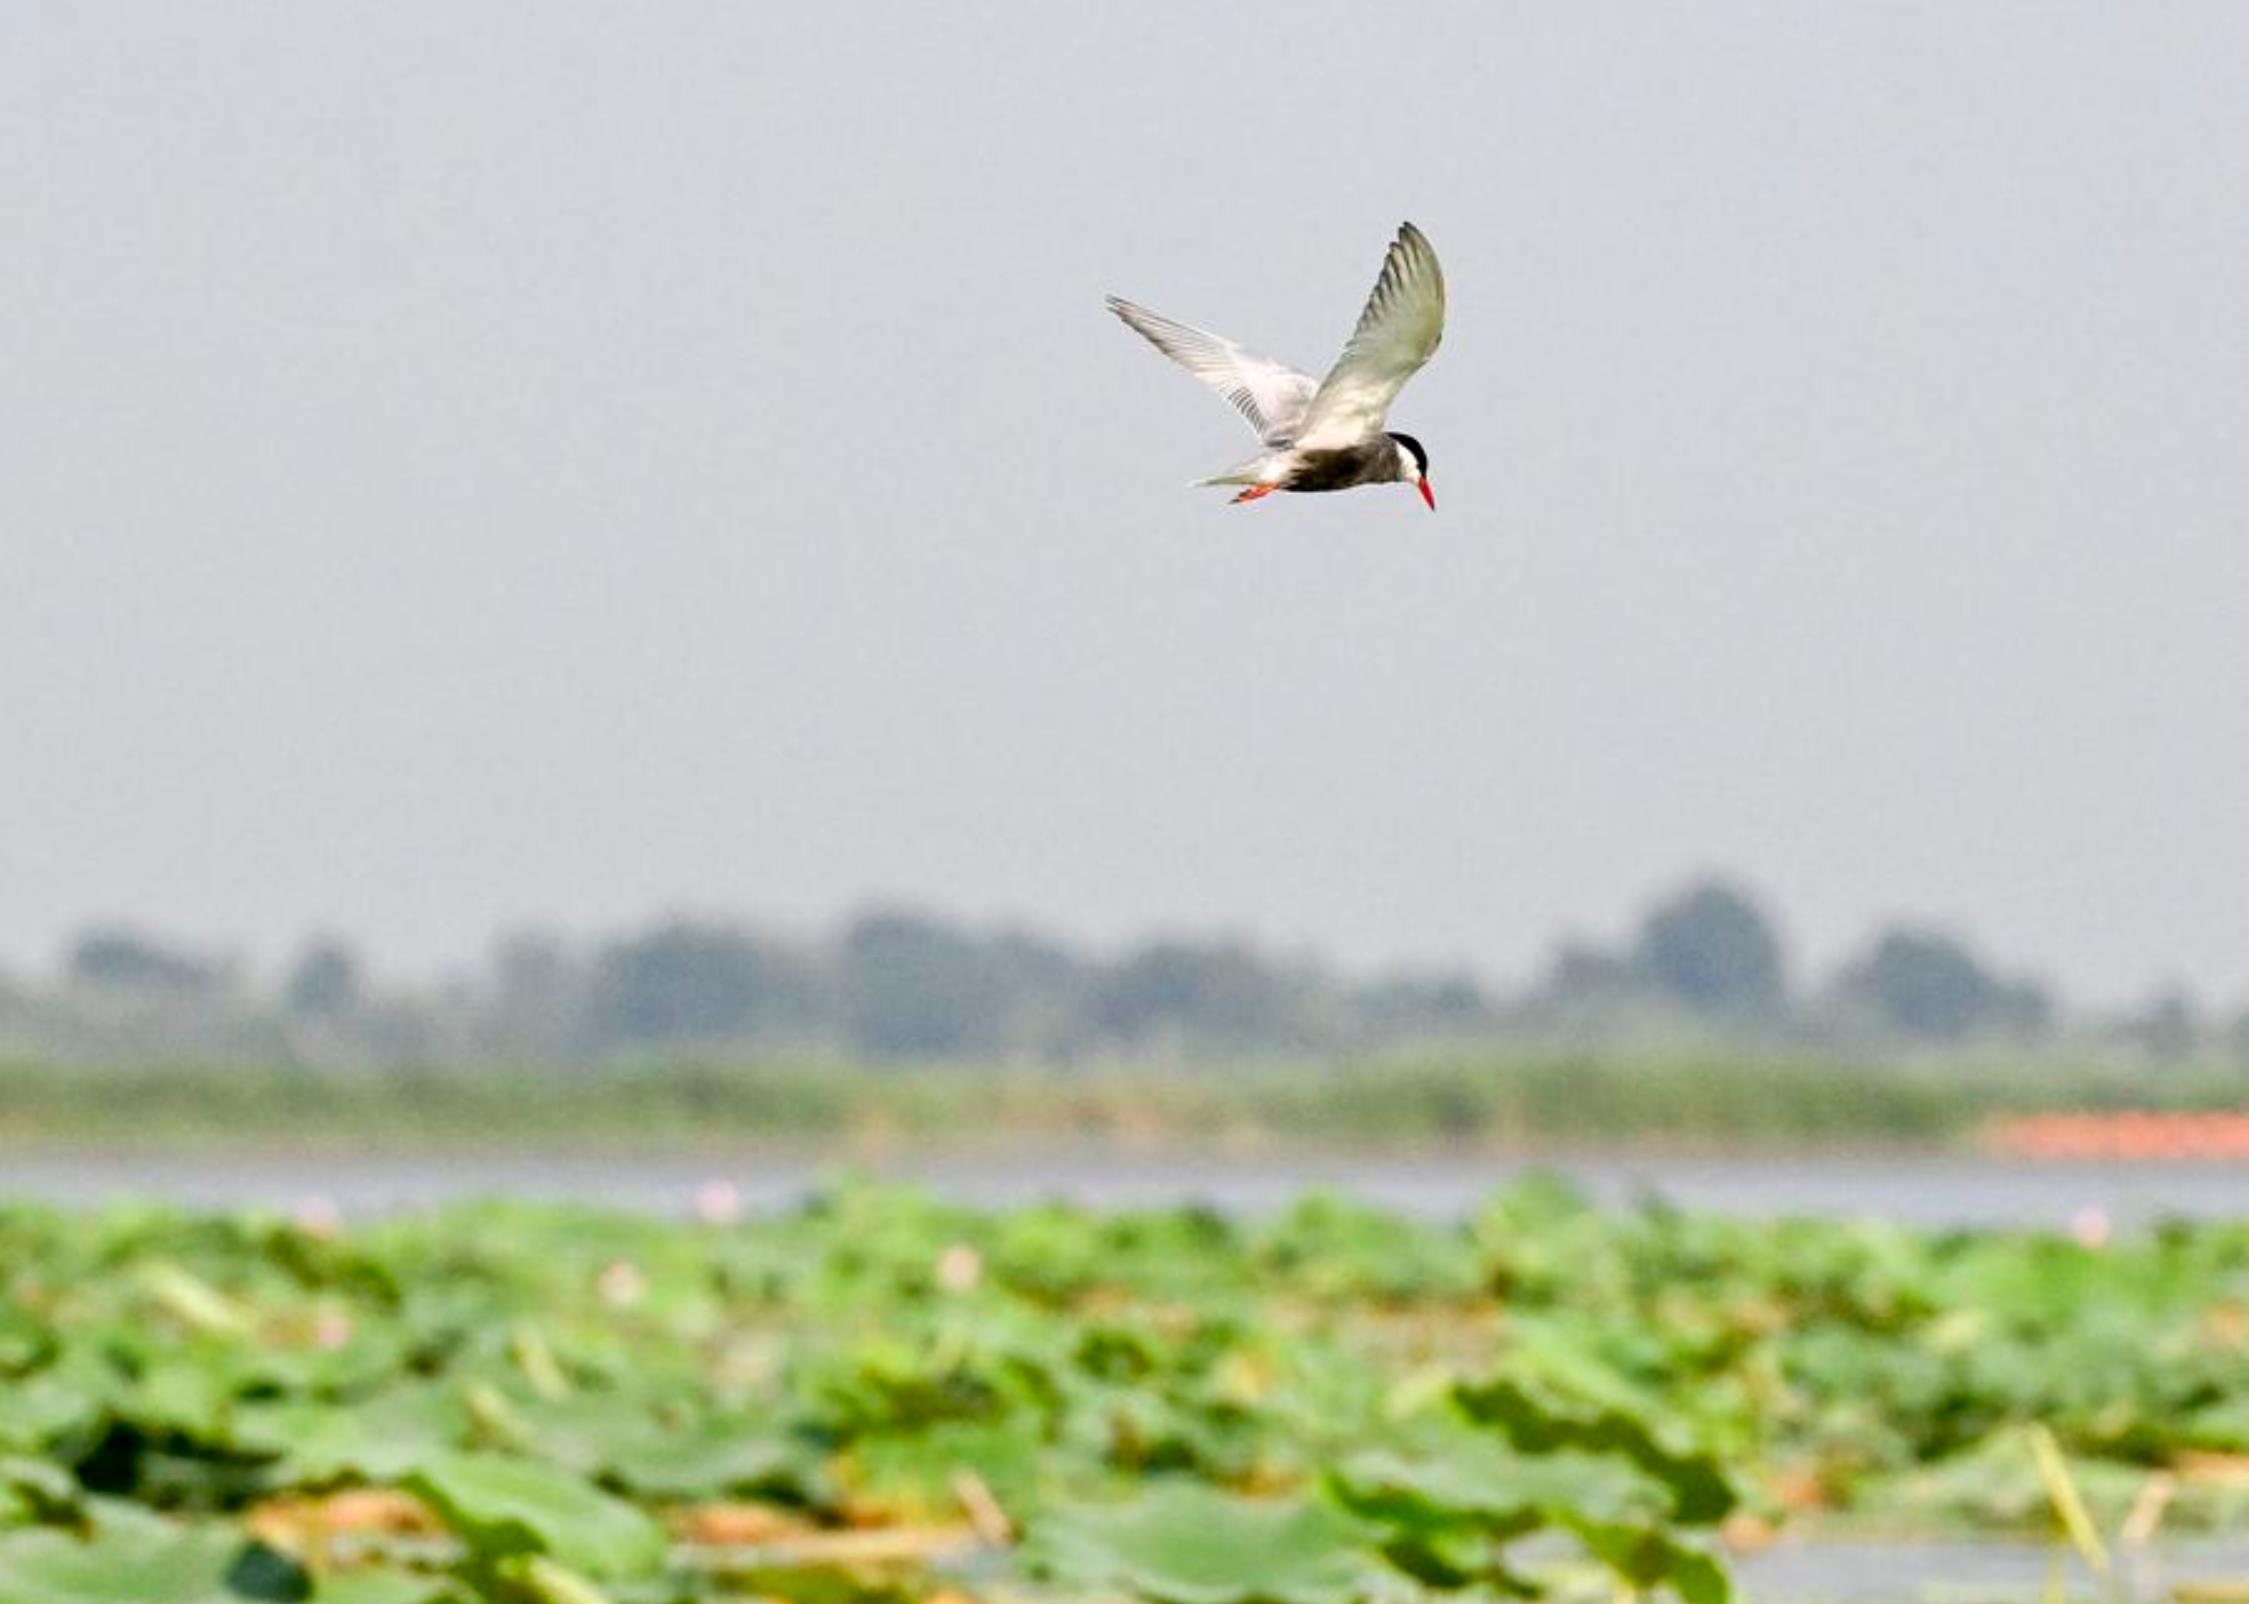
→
(1194, 456, 1272, 489)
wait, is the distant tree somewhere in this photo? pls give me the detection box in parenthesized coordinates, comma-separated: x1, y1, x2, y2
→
(988, 930, 1087, 1001)
(1832, 927, 2050, 1042)
(983, 929, 1093, 1055)
(1354, 971, 1491, 1039)
(587, 920, 786, 1049)
(1534, 941, 1642, 1008)
(67, 926, 227, 993)
(470, 929, 595, 1059)
(1631, 879, 1789, 1019)
(282, 938, 363, 1017)
(488, 930, 576, 1010)
(840, 909, 1013, 1057)
(2116, 986, 2201, 1065)
(1089, 939, 1306, 1050)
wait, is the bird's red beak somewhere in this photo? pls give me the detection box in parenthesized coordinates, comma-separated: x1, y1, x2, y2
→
(1417, 479, 1436, 511)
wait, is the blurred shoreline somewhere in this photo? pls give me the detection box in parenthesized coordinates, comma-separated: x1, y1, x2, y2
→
(3, 1053, 2242, 1155)
(3, 1140, 2241, 1227)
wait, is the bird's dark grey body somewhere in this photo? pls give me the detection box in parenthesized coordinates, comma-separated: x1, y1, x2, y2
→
(1284, 432, 1427, 494)
(1284, 441, 1404, 493)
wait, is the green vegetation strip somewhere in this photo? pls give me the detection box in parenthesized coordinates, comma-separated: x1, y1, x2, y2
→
(8, 1054, 2243, 1151)
(0, 1183, 2245, 1601)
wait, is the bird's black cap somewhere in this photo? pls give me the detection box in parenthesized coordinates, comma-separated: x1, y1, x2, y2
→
(1386, 432, 1429, 475)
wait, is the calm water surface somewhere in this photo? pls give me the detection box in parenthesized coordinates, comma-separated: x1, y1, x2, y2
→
(4, 1147, 2241, 1225)
(1733, 1537, 2249, 1602)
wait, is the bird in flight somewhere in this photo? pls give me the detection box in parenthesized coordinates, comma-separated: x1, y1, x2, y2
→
(1107, 222, 1445, 509)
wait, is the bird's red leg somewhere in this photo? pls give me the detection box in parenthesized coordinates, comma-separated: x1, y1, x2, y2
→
(1230, 485, 1276, 505)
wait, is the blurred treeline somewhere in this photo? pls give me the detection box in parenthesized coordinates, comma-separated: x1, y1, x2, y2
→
(2, 876, 2241, 1072)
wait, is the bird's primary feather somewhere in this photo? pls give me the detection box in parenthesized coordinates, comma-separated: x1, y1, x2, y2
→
(1104, 296, 1319, 447)
(1290, 223, 1446, 451)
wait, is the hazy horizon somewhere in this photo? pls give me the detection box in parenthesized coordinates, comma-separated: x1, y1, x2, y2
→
(6, 6, 2246, 1009)
(0, 868, 2196, 1018)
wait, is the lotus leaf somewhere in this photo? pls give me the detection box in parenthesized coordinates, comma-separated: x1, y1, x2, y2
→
(1028, 1481, 1384, 1604)
(402, 1452, 666, 1580)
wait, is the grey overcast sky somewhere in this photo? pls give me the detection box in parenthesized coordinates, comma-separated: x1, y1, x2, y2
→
(4, 4, 2245, 1006)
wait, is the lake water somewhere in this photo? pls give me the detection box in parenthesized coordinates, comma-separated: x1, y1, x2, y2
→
(3, 1146, 2241, 1226)
(1732, 1537, 2249, 1602)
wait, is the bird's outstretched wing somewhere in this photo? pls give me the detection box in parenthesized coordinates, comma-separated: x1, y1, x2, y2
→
(1291, 222, 1445, 450)
(1105, 296, 1320, 446)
